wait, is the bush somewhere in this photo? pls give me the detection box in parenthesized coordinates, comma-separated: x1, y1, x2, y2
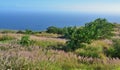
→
(17, 30, 39, 34)
(19, 35, 33, 46)
(105, 47, 115, 57)
(65, 27, 91, 51)
(17, 30, 24, 34)
(65, 18, 114, 51)
(63, 26, 77, 39)
(106, 39, 120, 58)
(46, 26, 64, 34)
(85, 18, 114, 39)
(24, 29, 33, 34)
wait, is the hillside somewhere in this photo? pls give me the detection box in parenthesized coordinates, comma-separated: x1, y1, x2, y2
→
(0, 19, 120, 70)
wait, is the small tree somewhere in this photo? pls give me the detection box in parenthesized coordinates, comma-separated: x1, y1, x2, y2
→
(85, 18, 114, 39)
(66, 27, 91, 51)
(65, 18, 114, 51)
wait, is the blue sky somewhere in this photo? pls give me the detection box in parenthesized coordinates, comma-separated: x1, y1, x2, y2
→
(0, 0, 120, 14)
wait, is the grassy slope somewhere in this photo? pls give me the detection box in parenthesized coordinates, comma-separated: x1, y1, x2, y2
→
(0, 25, 120, 70)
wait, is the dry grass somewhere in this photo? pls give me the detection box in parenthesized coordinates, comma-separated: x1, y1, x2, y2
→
(89, 39, 112, 49)
(0, 43, 120, 70)
(0, 32, 120, 69)
(30, 35, 66, 43)
(34, 32, 61, 38)
(0, 44, 80, 70)
(0, 33, 66, 43)
(112, 24, 120, 39)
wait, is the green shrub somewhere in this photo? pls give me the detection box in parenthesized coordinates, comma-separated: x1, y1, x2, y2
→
(24, 29, 33, 34)
(19, 35, 33, 46)
(105, 47, 115, 57)
(65, 18, 114, 51)
(17, 30, 39, 34)
(106, 39, 120, 58)
(17, 30, 24, 34)
(46, 26, 64, 34)
(63, 26, 77, 39)
(65, 27, 91, 51)
(85, 18, 114, 39)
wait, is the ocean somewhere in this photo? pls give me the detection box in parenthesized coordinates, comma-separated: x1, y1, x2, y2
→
(0, 12, 120, 31)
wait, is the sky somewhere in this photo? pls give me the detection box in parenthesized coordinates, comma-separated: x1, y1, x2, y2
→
(0, 0, 120, 14)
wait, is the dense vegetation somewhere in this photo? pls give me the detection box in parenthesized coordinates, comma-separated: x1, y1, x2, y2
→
(66, 18, 114, 51)
(0, 18, 120, 70)
(46, 26, 64, 34)
(47, 18, 114, 51)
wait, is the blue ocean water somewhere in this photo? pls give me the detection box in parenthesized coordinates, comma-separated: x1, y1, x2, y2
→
(0, 12, 120, 31)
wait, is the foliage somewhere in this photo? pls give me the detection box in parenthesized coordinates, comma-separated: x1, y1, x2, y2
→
(46, 26, 64, 34)
(19, 35, 33, 46)
(106, 39, 120, 58)
(63, 26, 77, 39)
(17, 30, 39, 34)
(19, 35, 65, 49)
(24, 29, 33, 34)
(65, 18, 114, 51)
(65, 27, 91, 51)
(85, 18, 114, 39)
(17, 30, 24, 34)
(0, 18, 119, 69)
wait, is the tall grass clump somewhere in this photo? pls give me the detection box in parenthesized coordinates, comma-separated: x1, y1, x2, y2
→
(75, 46, 105, 58)
(0, 35, 15, 42)
(106, 39, 120, 58)
(0, 47, 81, 70)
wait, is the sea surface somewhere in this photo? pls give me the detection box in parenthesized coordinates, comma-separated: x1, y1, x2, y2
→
(0, 12, 120, 31)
